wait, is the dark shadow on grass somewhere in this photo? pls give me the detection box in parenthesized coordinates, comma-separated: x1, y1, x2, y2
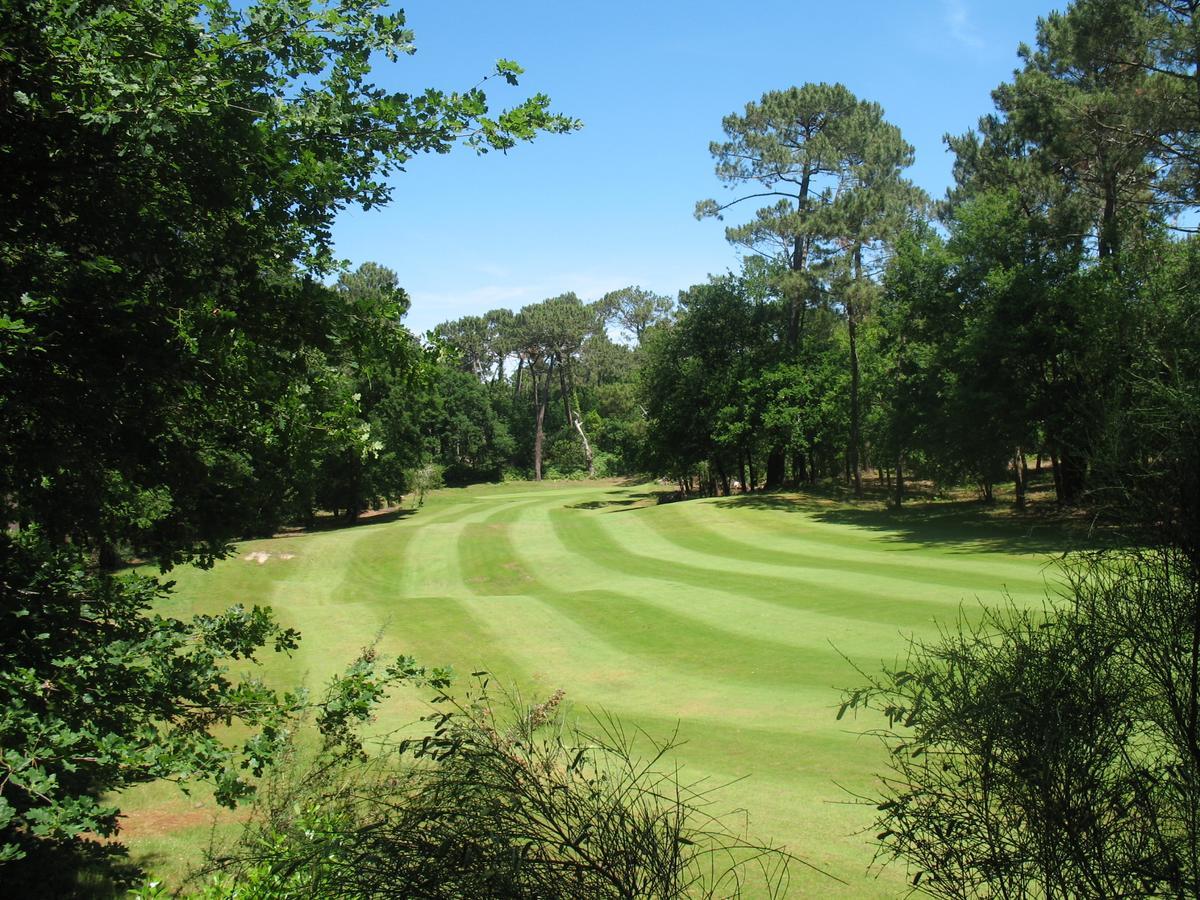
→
(275, 506, 417, 536)
(566, 499, 640, 510)
(810, 503, 1082, 556)
(606, 474, 655, 488)
(716, 492, 1123, 556)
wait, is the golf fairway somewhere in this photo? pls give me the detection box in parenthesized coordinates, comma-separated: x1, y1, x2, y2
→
(125, 479, 1068, 895)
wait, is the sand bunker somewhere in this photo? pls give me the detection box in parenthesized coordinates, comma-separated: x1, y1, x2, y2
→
(242, 551, 297, 564)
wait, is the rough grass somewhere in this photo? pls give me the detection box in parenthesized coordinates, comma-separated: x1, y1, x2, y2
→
(120, 479, 1074, 895)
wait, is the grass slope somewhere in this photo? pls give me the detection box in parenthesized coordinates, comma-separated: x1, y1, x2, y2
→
(124, 480, 1070, 895)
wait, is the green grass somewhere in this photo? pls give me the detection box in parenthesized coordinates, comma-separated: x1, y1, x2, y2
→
(122, 479, 1075, 895)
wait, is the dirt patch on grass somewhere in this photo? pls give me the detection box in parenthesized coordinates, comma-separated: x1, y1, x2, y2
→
(96, 803, 249, 844)
(241, 550, 297, 564)
(121, 807, 236, 840)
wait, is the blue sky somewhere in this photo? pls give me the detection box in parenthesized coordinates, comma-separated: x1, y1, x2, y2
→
(332, 0, 1060, 335)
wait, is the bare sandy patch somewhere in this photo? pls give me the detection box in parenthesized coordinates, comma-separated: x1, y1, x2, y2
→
(242, 550, 298, 564)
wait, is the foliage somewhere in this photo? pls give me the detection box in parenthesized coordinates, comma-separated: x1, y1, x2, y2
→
(408, 462, 444, 507)
(842, 546, 1200, 898)
(689, 83, 923, 491)
(0, 550, 433, 892)
(1, 0, 577, 563)
(431, 291, 653, 482)
(308, 262, 426, 519)
(599, 285, 675, 344)
(202, 681, 800, 899)
(0, 0, 574, 883)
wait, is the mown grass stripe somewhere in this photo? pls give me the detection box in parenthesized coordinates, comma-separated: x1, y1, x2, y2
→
(637, 497, 1055, 598)
(548, 505, 959, 628)
(703, 493, 1073, 569)
(530, 506, 929, 656)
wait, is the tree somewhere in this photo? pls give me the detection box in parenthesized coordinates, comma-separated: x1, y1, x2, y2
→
(541, 293, 603, 476)
(868, 225, 955, 506)
(509, 294, 601, 479)
(599, 285, 674, 344)
(424, 365, 516, 484)
(821, 104, 923, 497)
(698, 83, 871, 350)
(639, 275, 773, 494)
(997, 0, 1166, 259)
(698, 84, 919, 489)
(0, 0, 575, 881)
(308, 262, 424, 519)
(434, 314, 492, 380)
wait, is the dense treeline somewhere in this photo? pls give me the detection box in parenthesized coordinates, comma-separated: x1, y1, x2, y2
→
(634, 4, 1199, 523)
(844, 3, 1200, 896)
(428, 287, 666, 483)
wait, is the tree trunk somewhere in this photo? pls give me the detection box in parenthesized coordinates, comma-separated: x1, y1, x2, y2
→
(1013, 447, 1026, 509)
(565, 363, 593, 476)
(848, 245, 864, 499)
(1098, 171, 1119, 259)
(98, 542, 121, 571)
(558, 359, 571, 423)
(1057, 447, 1087, 506)
(792, 450, 806, 486)
(786, 169, 813, 352)
(895, 452, 905, 508)
(739, 455, 748, 494)
(765, 446, 785, 490)
(715, 458, 730, 497)
(533, 369, 546, 481)
(571, 411, 594, 477)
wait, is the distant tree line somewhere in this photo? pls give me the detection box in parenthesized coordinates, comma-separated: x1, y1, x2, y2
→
(428, 286, 670, 484)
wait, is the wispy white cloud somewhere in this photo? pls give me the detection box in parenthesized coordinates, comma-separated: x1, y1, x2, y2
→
(943, 0, 985, 51)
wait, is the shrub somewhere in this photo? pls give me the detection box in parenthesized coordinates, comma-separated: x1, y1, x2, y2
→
(842, 548, 1200, 897)
(203, 680, 803, 898)
(408, 463, 444, 506)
